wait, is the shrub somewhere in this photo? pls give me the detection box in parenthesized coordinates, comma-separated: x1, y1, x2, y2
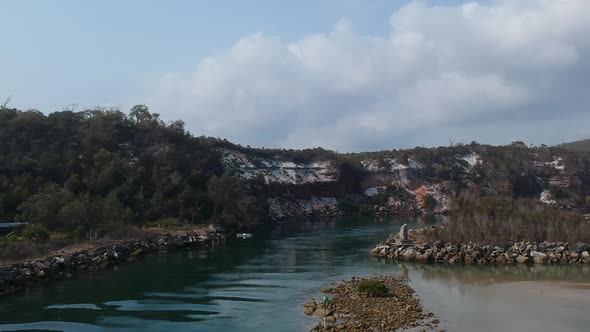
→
(354, 279, 389, 297)
(424, 195, 437, 213)
(72, 225, 86, 241)
(6, 234, 19, 241)
(154, 218, 178, 228)
(21, 224, 50, 243)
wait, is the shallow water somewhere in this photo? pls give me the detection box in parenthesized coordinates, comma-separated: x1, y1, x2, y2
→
(0, 216, 588, 331)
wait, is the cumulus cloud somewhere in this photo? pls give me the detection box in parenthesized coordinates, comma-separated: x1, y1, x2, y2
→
(149, 0, 590, 151)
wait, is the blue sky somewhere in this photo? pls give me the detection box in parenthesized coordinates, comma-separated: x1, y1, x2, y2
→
(2, 0, 424, 109)
(1, 0, 588, 151)
(1, 0, 471, 110)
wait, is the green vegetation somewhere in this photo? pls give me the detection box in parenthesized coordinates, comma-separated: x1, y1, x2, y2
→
(354, 279, 389, 297)
(0, 105, 267, 241)
(21, 223, 49, 243)
(0, 103, 588, 249)
(423, 194, 437, 213)
(147, 218, 178, 229)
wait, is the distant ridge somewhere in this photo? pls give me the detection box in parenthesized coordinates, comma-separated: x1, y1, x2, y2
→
(557, 139, 590, 152)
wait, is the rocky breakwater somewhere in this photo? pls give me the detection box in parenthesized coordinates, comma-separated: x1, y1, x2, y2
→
(303, 276, 440, 332)
(371, 228, 590, 266)
(0, 226, 226, 296)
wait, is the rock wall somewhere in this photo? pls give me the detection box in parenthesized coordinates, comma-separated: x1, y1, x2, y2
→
(371, 239, 590, 265)
(219, 149, 336, 184)
(0, 229, 226, 296)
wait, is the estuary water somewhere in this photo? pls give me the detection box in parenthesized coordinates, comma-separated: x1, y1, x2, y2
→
(0, 216, 589, 332)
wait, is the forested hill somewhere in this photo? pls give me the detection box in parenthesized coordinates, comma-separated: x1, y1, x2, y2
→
(558, 139, 590, 153)
(1, 106, 590, 239)
(0, 105, 337, 235)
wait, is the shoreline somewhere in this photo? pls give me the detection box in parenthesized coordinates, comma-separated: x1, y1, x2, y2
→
(0, 226, 226, 297)
(371, 225, 590, 266)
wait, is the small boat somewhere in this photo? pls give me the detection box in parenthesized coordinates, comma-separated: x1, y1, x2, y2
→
(236, 233, 253, 239)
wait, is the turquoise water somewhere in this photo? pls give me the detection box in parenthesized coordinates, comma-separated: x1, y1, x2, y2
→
(0, 216, 589, 332)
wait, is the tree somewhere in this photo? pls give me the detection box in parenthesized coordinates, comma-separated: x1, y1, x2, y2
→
(58, 193, 93, 233)
(101, 190, 130, 225)
(16, 183, 71, 229)
(129, 104, 152, 124)
(207, 174, 246, 224)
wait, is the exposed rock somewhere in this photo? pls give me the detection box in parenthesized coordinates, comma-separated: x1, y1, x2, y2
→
(403, 248, 417, 261)
(530, 251, 546, 258)
(304, 307, 315, 316)
(370, 229, 589, 266)
(572, 242, 589, 253)
(267, 196, 342, 221)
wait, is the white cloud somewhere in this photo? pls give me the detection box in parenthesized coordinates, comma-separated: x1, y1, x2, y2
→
(149, 0, 590, 151)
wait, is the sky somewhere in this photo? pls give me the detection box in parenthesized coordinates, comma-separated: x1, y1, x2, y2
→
(1, 0, 589, 152)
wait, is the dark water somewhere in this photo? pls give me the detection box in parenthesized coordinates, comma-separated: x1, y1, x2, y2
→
(1, 216, 589, 332)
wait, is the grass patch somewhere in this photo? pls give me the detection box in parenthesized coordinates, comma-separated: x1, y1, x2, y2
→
(354, 279, 389, 297)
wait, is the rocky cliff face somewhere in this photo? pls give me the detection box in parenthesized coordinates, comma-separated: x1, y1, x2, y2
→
(219, 149, 337, 185)
(218, 143, 590, 220)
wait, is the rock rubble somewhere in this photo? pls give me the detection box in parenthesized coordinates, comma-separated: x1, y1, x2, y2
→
(371, 237, 590, 265)
(304, 276, 441, 332)
(0, 229, 225, 296)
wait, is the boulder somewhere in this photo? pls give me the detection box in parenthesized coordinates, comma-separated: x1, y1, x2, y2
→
(516, 255, 529, 264)
(530, 251, 547, 258)
(303, 300, 317, 308)
(571, 242, 589, 253)
(448, 255, 460, 264)
(170, 238, 185, 247)
(496, 255, 507, 264)
(402, 249, 416, 261)
(33, 261, 49, 271)
(370, 248, 380, 257)
(415, 253, 432, 263)
(312, 307, 333, 318)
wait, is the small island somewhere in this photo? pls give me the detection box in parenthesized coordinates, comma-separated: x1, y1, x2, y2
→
(303, 276, 441, 331)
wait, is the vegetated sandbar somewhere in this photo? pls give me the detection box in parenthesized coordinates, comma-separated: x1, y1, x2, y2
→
(303, 275, 442, 332)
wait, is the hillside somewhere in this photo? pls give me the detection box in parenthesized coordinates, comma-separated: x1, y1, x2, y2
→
(1, 106, 590, 240)
(557, 138, 590, 153)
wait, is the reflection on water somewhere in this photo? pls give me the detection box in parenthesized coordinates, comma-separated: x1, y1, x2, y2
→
(0, 215, 588, 332)
(413, 263, 590, 285)
(408, 264, 590, 332)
